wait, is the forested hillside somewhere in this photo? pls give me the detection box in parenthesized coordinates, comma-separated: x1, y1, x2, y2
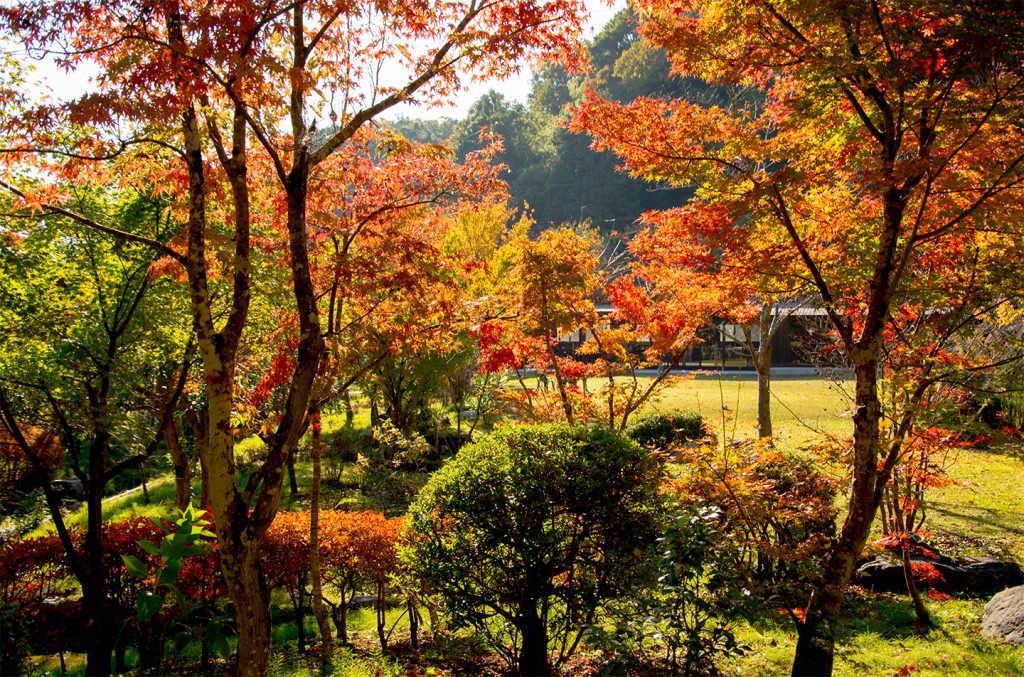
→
(389, 8, 696, 234)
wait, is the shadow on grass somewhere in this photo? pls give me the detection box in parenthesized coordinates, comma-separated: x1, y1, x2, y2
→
(928, 503, 1024, 537)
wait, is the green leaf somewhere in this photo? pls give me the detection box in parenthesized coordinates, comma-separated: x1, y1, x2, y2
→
(137, 591, 164, 621)
(172, 630, 192, 655)
(207, 620, 231, 659)
(137, 540, 161, 556)
(122, 554, 149, 579)
(157, 561, 183, 587)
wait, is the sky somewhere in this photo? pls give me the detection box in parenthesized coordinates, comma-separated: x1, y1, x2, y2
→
(9, 0, 625, 122)
(388, 0, 627, 120)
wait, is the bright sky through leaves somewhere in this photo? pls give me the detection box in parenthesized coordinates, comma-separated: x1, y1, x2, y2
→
(4, 0, 624, 121)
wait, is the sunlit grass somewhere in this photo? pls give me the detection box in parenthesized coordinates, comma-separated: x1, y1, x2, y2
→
(511, 372, 854, 447)
(727, 595, 1024, 676)
(928, 446, 1024, 560)
(833, 595, 1024, 677)
(630, 373, 854, 448)
(23, 475, 180, 539)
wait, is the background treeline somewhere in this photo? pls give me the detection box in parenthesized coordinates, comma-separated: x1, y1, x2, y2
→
(389, 7, 704, 235)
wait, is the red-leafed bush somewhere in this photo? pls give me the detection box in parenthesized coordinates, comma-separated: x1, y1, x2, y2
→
(0, 532, 70, 614)
(0, 425, 63, 505)
(103, 517, 166, 615)
(0, 513, 225, 662)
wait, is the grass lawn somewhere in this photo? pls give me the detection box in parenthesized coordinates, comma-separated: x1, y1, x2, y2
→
(929, 446, 1024, 561)
(729, 593, 1024, 676)
(633, 372, 854, 447)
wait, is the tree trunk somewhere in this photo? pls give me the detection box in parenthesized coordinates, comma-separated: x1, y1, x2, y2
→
(220, 543, 272, 676)
(309, 408, 334, 651)
(426, 587, 440, 630)
(199, 451, 211, 509)
(755, 304, 774, 438)
(901, 545, 931, 625)
(408, 598, 419, 650)
(331, 594, 350, 644)
(294, 572, 307, 649)
(83, 437, 114, 676)
(82, 583, 114, 676)
(546, 327, 574, 424)
(288, 456, 299, 495)
(517, 604, 549, 677)
(755, 348, 772, 439)
(202, 384, 274, 676)
(791, 360, 883, 676)
(376, 583, 388, 649)
(165, 416, 192, 511)
(140, 461, 150, 504)
(186, 408, 210, 508)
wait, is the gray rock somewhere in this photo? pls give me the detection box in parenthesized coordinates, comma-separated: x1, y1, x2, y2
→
(982, 585, 1024, 646)
(52, 477, 84, 498)
(856, 554, 1022, 595)
(349, 595, 377, 609)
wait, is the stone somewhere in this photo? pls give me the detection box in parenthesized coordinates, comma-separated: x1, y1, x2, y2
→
(935, 558, 1024, 595)
(855, 554, 1023, 595)
(982, 585, 1024, 646)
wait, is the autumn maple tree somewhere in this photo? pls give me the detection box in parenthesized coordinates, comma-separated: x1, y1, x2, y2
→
(587, 211, 744, 431)
(490, 225, 602, 424)
(470, 218, 723, 430)
(0, 1, 588, 673)
(573, 1, 1024, 674)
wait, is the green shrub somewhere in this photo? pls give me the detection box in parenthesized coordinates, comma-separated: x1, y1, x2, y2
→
(626, 411, 707, 450)
(643, 505, 749, 675)
(234, 436, 268, 474)
(353, 422, 432, 512)
(404, 424, 663, 676)
(590, 504, 750, 676)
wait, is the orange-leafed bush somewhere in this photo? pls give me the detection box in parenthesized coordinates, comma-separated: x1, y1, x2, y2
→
(264, 510, 312, 592)
(263, 509, 407, 647)
(667, 439, 839, 607)
(316, 510, 361, 642)
(348, 511, 406, 649)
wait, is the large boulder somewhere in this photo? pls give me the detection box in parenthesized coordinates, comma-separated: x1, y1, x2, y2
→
(982, 586, 1024, 646)
(856, 554, 1023, 595)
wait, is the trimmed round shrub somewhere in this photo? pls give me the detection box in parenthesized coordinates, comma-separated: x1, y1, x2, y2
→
(626, 411, 707, 450)
(405, 424, 663, 676)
